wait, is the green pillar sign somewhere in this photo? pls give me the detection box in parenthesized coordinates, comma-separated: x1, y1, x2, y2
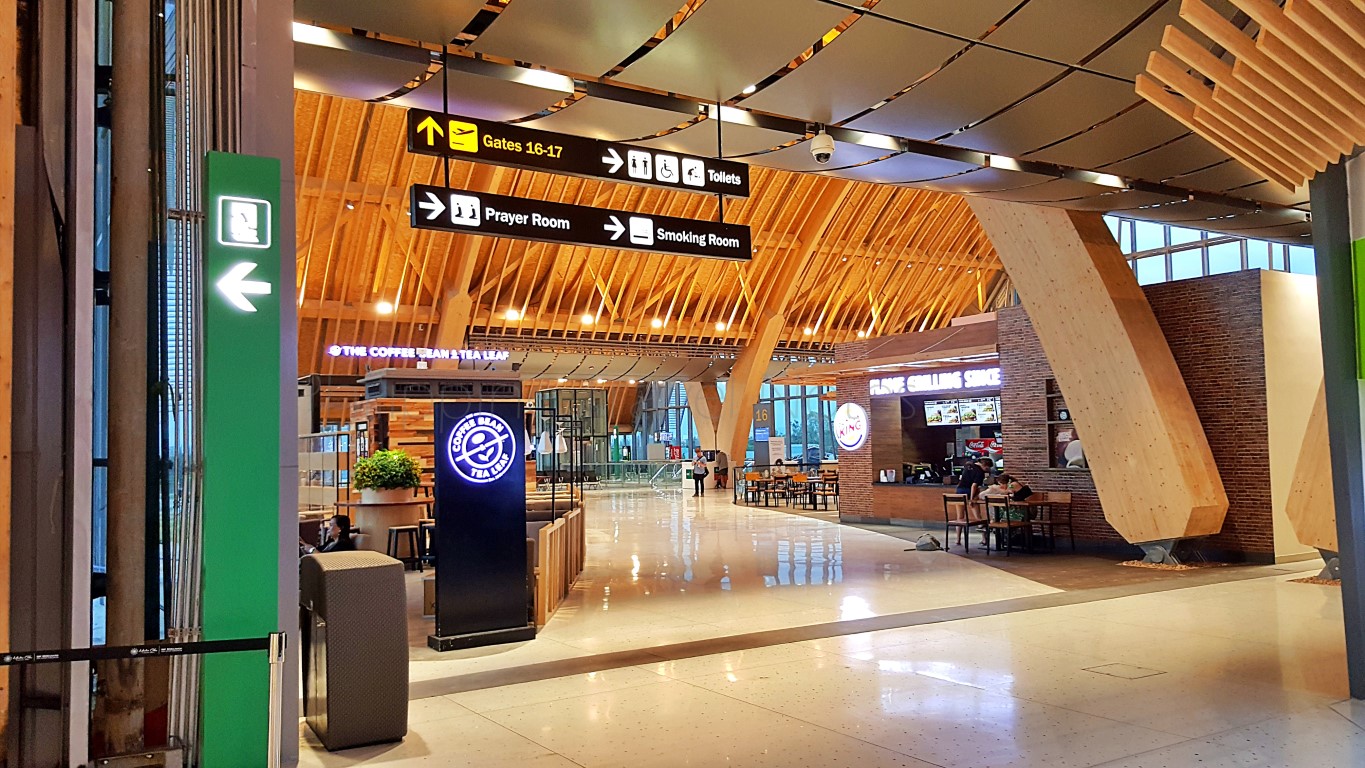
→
(200, 152, 281, 766)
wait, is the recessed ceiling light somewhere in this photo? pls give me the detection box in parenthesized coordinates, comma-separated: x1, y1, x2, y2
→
(504, 308, 522, 321)
(345, 202, 355, 210)
(628, 379, 637, 385)
(715, 321, 728, 332)
(580, 313, 595, 325)
(857, 330, 867, 338)
(597, 378, 606, 384)
(376, 301, 394, 315)
(651, 317, 664, 329)
(557, 377, 568, 383)
(803, 327, 814, 336)
(741, 84, 757, 95)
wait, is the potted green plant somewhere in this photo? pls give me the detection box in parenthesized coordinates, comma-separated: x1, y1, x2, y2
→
(353, 449, 421, 503)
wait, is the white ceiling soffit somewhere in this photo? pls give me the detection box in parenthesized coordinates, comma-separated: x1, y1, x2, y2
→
(917, 168, 1055, 195)
(1223, 181, 1308, 209)
(1100, 134, 1235, 182)
(871, 0, 1022, 38)
(1024, 103, 1188, 169)
(388, 68, 567, 122)
(747, 139, 892, 173)
(846, 46, 1064, 141)
(943, 71, 1142, 157)
(469, 0, 682, 77)
(636, 118, 797, 158)
(985, 0, 1161, 65)
(525, 97, 691, 142)
(294, 42, 431, 101)
(834, 153, 979, 185)
(294, 0, 485, 44)
(980, 177, 1115, 204)
(1174, 160, 1270, 196)
(1057, 190, 1175, 211)
(615, 0, 850, 102)
(739, 16, 963, 126)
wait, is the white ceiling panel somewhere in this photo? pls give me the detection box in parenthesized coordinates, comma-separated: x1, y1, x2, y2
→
(294, 43, 430, 101)
(469, 0, 682, 77)
(986, 0, 1159, 64)
(746, 140, 895, 173)
(836, 153, 980, 184)
(872, 0, 1022, 38)
(739, 17, 964, 125)
(615, 0, 850, 101)
(636, 119, 797, 158)
(526, 97, 691, 141)
(916, 168, 1053, 195)
(845, 46, 1064, 141)
(943, 71, 1142, 156)
(985, 177, 1112, 203)
(1100, 134, 1233, 181)
(389, 69, 566, 122)
(1024, 104, 1189, 169)
(295, 0, 485, 44)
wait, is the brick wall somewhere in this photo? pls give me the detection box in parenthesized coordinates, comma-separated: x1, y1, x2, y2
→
(998, 270, 1273, 558)
(836, 372, 875, 515)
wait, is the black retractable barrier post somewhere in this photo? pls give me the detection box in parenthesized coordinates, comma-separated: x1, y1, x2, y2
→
(1, 632, 286, 766)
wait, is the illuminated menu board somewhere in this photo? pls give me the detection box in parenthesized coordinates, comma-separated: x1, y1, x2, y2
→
(925, 400, 960, 426)
(925, 397, 1001, 427)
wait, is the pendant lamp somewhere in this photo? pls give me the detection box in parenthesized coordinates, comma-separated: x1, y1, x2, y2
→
(537, 431, 553, 454)
(554, 431, 569, 454)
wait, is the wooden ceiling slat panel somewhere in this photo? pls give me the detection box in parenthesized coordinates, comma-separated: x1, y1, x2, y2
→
(295, 94, 1000, 378)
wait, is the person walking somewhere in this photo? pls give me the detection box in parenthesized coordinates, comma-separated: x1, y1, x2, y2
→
(692, 450, 709, 497)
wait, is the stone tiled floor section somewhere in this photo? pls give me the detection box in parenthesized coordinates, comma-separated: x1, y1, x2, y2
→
(301, 489, 1355, 767)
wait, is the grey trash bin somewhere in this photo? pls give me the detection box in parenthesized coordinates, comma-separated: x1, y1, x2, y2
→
(301, 551, 408, 751)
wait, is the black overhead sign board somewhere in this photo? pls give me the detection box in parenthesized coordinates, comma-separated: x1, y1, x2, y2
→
(409, 184, 752, 261)
(406, 108, 750, 198)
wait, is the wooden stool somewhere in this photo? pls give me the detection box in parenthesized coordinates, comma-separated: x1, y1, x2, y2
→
(386, 525, 421, 571)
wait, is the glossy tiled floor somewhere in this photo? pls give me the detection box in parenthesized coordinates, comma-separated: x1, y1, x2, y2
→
(300, 489, 1359, 767)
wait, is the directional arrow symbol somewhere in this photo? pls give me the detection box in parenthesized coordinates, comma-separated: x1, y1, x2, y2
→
(604, 215, 625, 241)
(602, 147, 624, 174)
(418, 191, 447, 220)
(217, 261, 272, 313)
(417, 116, 444, 146)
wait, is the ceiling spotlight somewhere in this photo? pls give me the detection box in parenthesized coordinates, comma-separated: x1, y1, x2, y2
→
(651, 317, 664, 329)
(875, 260, 881, 265)
(803, 327, 814, 336)
(376, 301, 394, 315)
(557, 377, 568, 384)
(856, 330, 867, 338)
(504, 308, 522, 321)
(715, 321, 728, 332)
(741, 84, 757, 95)
(580, 313, 595, 325)
(597, 378, 606, 384)
(345, 202, 355, 210)
(656, 380, 666, 384)
(628, 379, 637, 385)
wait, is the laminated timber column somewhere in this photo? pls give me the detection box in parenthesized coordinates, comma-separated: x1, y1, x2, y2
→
(969, 198, 1227, 554)
(717, 311, 785, 462)
(715, 179, 853, 463)
(682, 381, 722, 450)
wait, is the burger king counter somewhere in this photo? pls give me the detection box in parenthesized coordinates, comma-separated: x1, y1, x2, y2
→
(845, 482, 965, 525)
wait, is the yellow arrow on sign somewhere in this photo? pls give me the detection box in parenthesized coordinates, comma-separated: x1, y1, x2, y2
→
(417, 116, 444, 145)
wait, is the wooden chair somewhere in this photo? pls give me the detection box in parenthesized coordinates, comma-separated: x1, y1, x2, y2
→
(742, 472, 763, 504)
(1031, 491, 1074, 551)
(786, 473, 810, 506)
(984, 497, 1032, 556)
(813, 478, 839, 510)
(943, 494, 987, 552)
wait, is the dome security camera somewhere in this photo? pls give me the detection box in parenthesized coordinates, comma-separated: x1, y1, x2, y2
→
(810, 129, 835, 164)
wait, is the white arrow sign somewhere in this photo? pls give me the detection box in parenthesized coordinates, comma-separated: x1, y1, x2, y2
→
(418, 190, 447, 220)
(601, 147, 624, 174)
(217, 261, 272, 313)
(604, 215, 625, 241)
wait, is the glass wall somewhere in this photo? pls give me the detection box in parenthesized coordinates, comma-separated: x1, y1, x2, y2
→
(632, 381, 837, 463)
(1104, 214, 1314, 286)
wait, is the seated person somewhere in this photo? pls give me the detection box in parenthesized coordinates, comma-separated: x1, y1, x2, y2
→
(770, 458, 790, 478)
(299, 514, 356, 555)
